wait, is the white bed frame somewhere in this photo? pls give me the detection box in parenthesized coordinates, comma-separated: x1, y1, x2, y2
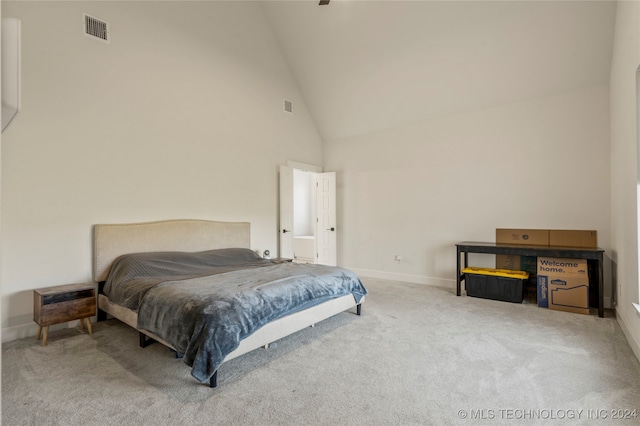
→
(92, 219, 363, 387)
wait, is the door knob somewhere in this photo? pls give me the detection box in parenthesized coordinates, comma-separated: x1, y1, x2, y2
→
(326, 227, 335, 231)
(282, 229, 290, 233)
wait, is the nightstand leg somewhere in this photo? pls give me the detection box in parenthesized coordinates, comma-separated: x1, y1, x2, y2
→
(79, 318, 85, 330)
(36, 326, 42, 341)
(86, 317, 93, 335)
(42, 326, 49, 346)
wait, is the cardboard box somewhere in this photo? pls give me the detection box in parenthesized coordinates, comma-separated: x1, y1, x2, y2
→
(496, 229, 549, 277)
(496, 228, 597, 276)
(537, 257, 589, 315)
(549, 230, 597, 248)
(498, 255, 538, 275)
(496, 229, 550, 246)
(496, 228, 597, 248)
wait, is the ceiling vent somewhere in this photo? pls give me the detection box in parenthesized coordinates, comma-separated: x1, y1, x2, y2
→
(83, 13, 110, 43)
(284, 99, 293, 114)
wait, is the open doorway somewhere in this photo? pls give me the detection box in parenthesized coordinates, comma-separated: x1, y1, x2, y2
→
(279, 163, 337, 265)
(292, 169, 317, 263)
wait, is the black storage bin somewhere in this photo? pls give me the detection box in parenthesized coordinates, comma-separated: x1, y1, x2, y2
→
(462, 267, 527, 303)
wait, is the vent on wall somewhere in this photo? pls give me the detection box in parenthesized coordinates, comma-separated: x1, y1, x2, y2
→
(83, 13, 110, 43)
(284, 99, 293, 114)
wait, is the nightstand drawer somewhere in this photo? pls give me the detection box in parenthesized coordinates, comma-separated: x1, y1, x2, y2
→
(36, 297, 96, 326)
(42, 289, 94, 305)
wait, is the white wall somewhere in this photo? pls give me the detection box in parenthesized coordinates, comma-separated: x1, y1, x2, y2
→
(610, 0, 640, 361)
(325, 85, 612, 297)
(0, 1, 323, 341)
(1, 18, 21, 131)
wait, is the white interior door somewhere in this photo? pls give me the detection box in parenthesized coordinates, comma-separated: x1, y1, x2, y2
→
(279, 165, 294, 259)
(315, 172, 337, 266)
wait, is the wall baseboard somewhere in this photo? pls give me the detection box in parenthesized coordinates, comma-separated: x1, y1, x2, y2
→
(616, 309, 640, 365)
(2, 320, 84, 343)
(2, 322, 41, 343)
(347, 267, 455, 290)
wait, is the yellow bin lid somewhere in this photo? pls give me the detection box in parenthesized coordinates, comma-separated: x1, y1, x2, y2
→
(462, 266, 529, 279)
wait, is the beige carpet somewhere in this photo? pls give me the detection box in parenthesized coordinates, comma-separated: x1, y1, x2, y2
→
(3, 277, 640, 425)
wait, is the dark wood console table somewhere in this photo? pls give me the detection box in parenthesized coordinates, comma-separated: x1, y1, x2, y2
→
(456, 241, 605, 317)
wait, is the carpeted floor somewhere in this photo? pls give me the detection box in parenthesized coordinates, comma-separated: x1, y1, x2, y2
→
(3, 277, 640, 425)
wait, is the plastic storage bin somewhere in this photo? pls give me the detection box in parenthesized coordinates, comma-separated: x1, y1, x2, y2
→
(462, 267, 528, 303)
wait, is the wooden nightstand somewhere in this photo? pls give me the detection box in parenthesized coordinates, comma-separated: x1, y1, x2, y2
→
(33, 283, 96, 346)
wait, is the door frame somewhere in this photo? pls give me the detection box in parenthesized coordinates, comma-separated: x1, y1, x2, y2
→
(280, 161, 338, 264)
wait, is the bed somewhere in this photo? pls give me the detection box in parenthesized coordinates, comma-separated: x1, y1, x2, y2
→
(92, 219, 367, 388)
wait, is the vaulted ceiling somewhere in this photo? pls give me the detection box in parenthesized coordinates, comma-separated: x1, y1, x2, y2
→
(263, 1, 617, 142)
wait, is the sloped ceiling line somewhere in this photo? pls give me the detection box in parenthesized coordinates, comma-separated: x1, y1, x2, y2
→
(263, 1, 616, 142)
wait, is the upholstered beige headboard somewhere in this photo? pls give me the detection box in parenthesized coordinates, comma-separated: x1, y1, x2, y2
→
(93, 219, 251, 282)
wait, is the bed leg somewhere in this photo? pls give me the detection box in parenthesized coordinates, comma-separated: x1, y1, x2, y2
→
(97, 308, 107, 322)
(139, 332, 156, 348)
(356, 304, 362, 316)
(209, 371, 218, 388)
(97, 282, 108, 322)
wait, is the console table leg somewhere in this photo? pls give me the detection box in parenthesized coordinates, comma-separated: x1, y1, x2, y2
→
(456, 248, 461, 296)
(598, 255, 604, 318)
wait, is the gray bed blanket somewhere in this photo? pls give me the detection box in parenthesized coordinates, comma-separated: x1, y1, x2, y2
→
(105, 248, 367, 383)
(104, 248, 272, 311)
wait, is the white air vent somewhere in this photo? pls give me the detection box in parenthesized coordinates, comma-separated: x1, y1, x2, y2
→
(284, 99, 293, 114)
(83, 13, 110, 43)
